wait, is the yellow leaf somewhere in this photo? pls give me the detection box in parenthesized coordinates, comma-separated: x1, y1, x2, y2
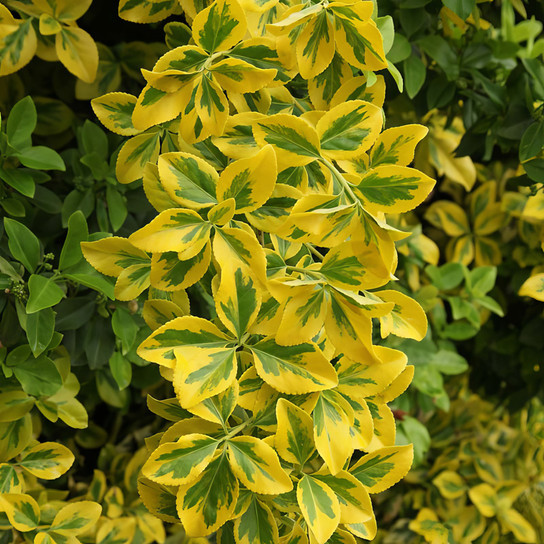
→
(377, 289, 428, 341)
(275, 398, 315, 465)
(425, 200, 470, 236)
(519, 273, 544, 301)
(211, 57, 276, 94)
(0, 493, 40, 531)
(331, 75, 386, 109)
(296, 11, 335, 79)
(227, 436, 292, 494)
(366, 403, 396, 451)
(116, 132, 161, 184)
(373, 365, 414, 404)
(297, 475, 340, 544)
(50, 501, 102, 535)
(370, 124, 428, 167)
(55, 26, 98, 83)
(500, 508, 537, 543)
(0, 18, 37, 77)
(91, 92, 141, 136)
(217, 145, 277, 213)
(432, 471, 467, 499)
(18, 442, 74, 479)
(468, 483, 497, 517)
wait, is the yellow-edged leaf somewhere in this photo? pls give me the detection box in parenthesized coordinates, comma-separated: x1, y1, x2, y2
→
(18, 442, 74, 479)
(50, 501, 102, 535)
(116, 131, 161, 184)
(297, 475, 340, 544)
(91, 92, 140, 136)
(349, 445, 413, 493)
(370, 125, 428, 167)
(55, 26, 98, 83)
(377, 289, 427, 341)
(142, 434, 219, 485)
(0, 493, 40, 531)
(227, 436, 292, 494)
(275, 398, 315, 465)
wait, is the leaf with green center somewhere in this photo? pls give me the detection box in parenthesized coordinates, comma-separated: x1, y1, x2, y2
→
(188, 381, 239, 425)
(118, 0, 179, 23)
(250, 337, 337, 395)
(142, 434, 219, 485)
(137, 316, 231, 368)
(150, 245, 211, 292)
(55, 26, 98, 83)
(159, 152, 218, 209)
(253, 114, 321, 169)
(356, 165, 435, 215)
(313, 390, 354, 475)
(319, 242, 368, 291)
(174, 346, 238, 408)
(216, 267, 261, 341)
(217, 145, 277, 214)
(91, 92, 140, 136)
(312, 470, 373, 525)
(234, 497, 279, 544)
(213, 226, 267, 285)
(349, 445, 413, 493)
(116, 131, 161, 184)
(0, 18, 37, 77)
(0, 414, 32, 462)
(176, 452, 239, 536)
(316, 100, 382, 160)
(49, 501, 102, 535)
(192, 0, 247, 53)
(369, 125, 428, 167)
(129, 209, 211, 258)
(227, 436, 292, 494)
(0, 464, 23, 493)
(377, 289, 428, 341)
(308, 53, 351, 110)
(138, 477, 179, 523)
(211, 57, 277, 94)
(18, 442, 74, 479)
(296, 9, 335, 79)
(0, 391, 34, 423)
(297, 475, 340, 544)
(0, 493, 40, 532)
(275, 398, 315, 465)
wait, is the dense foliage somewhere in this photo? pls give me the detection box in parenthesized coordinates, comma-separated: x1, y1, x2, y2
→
(0, 0, 543, 544)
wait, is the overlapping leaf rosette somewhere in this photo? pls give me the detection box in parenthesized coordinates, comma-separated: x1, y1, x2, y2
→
(83, 0, 436, 542)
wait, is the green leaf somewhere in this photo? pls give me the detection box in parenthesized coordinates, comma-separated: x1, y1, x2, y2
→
(59, 211, 88, 271)
(14, 146, 65, 171)
(12, 354, 63, 397)
(0, 167, 35, 197)
(4, 218, 41, 273)
(26, 308, 56, 357)
(111, 307, 138, 353)
(26, 275, 65, 313)
(108, 352, 132, 390)
(442, 0, 476, 19)
(7, 96, 36, 151)
(418, 35, 459, 80)
(520, 122, 544, 162)
(404, 54, 426, 98)
(106, 187, 127, 232)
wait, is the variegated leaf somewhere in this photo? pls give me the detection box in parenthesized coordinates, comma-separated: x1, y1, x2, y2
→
(250, 338, 338, 394)
(129, 208, 211, 258)
(49, 501, 102, 535)
(91, 92, 140, 136)
(0, 493, 40, 532)
(370, 125, 428, 167)
(297, 475, 340, 544)
(217, 145, 277, 213)
(138, 315, 231, 368)
(227, 436, 292, 494)
(316, 100, 382, 160)
(275, 398, 315, 465)
(349, 445, 413, 493)
(176, 451, 239, 536)
(377, 289, 428, 341)
(188, 381, 239, 425)
(142, 434, 219, 485)
(234, 497, 279, 544)
(313, 390, 354, 475)
(18, 442, 74, 479)
(158, 152, 219, 209)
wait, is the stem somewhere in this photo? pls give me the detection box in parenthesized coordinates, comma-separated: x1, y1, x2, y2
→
(306, 244, 324, 260)
(320, 157, 361, 205)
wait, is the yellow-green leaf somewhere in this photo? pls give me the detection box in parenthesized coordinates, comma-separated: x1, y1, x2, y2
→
(356, 165, 435, 215)
(176, 451, 239, 536)
(251, 338, 338, 394)
(129, 208, 211, 258)
(296, 10, 335, 79)
(275, 398, 315, 465)
(142, 434, 219, 485)
(188, 381, 239, 425)
(192, 0, 247, 53)
(227, 436, 292, 494)
(349, 445, 414, 493)
(217, 145, 277, 213)
(519, 273, 544, 301)
(91, 92, 140, 136)
(138, 315, 231, 368)
(377, 289, 428, 341)
(55, 26, 98, 83)
(425, 200, 470, 236)
(116, 131, 161, 184)
(0, 493, 40, 531)
(159, 152, 219, 209)
(501, 508, 537, 543)
(0, 18, 37, 77)
(316, 100, 382, 160)
(0, 390, 34, 422)
(297, 475, 340, 544)
(313, 390, 354, 475)
(234, 497, 279, 544)
(370, 125, 428, 167)
(18, 442, 74, 479)
(433, 471, 467, 500)
(49, 501, 102, 535)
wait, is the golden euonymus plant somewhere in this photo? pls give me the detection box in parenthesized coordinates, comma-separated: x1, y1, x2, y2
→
(83, 0, 436, 542)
